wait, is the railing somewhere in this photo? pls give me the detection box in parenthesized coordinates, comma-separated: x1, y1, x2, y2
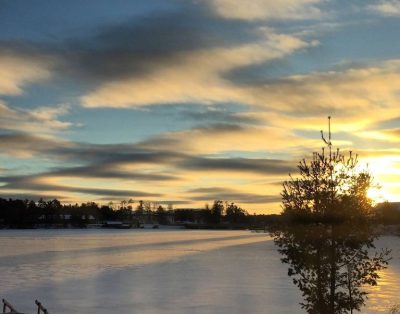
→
(2, 298, 18, 313)
(35, 300, 49, 314)
(2, 298, 49, 314)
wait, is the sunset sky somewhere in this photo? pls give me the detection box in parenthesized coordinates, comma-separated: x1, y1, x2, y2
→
(1, 0, 400, 213)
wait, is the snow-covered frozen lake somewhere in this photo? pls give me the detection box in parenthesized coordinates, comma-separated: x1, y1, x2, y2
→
(0, 229, 399, 313)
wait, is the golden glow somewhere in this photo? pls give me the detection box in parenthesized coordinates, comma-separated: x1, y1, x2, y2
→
(367, 187, 386, 204)
(365, 266, 400, 312)
(360, 156, 400, 203)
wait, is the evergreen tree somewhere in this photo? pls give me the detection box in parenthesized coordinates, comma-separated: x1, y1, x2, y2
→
(275, 117, 391, 314)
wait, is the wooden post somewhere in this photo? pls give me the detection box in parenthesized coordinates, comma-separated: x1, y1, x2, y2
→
(35, 300, 49, 314)
(2, 299, 18, 313)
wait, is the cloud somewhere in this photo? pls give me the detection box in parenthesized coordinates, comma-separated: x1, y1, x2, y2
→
(138, 123, 319, 154)
(0, 175, 162, 198)
(356, 148, 400, 158)
(81, 28, 312, 108)
(0, 129, 295, 209)
(0, 49, 53, 96)
(204, 0, 323, 21)
(0, 131, 294, 180)
(1, 102, 314, 163)
(181, 156, 294, 175)
(369, 1, 400, 16)
(179, 106, 260, 124)
(0, 102, 73, 135)
(0, 4, 261, 98)
(371, 116, 400, 130)
(243, 60, 400, 125)
(187, 187, 281, 204)
(0, 193, 64, 201)
(65, 7, 257, 76)
(356, 127, 400, 143)
(70, 9, 397, 124)
(0, 4, 317, 112)
(384, 128, 400, 137)
(0, 130, 174, 161)
(44, 165, 179, 181)
(0, 132, 70, 158)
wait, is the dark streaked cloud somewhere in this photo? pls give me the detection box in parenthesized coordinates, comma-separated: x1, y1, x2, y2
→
(89, 7, 254, 53)
(0, 130, 180, 162)
(179, 107, 260, 125)
(0, 164, 178, 183)
(0, 0, 315, 112)
(0, 193, 65, 202)
(0, 128, 295, 176)
(192, 123, 246, 133)
(0, 4, 258, 83)
(66, 12, 256, 84)
(372, 116, 400, 130)
(0, 132, 73, 158)
(187, 187, 281, 204)
(97, 197, 189, 205)
(44, 165, 178, 181)
(181, 156, 295, 175)
(1, 178, 161, 198)
(0, 127, 293, 207)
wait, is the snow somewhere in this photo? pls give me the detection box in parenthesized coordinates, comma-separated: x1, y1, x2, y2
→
(0, 230, 398, 314)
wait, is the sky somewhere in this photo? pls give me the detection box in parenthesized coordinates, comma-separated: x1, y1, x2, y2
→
(1, 0, 400, 213)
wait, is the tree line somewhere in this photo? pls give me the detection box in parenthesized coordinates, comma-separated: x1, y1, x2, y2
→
(0, 195, 397, 229)
(0, 198, 277, 229)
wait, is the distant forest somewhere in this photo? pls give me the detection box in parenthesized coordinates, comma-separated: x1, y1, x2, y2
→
(0, 198, 282, 229)
(1, 197, 400, 230)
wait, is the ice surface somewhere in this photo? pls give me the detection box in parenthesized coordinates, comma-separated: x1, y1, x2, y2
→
(0, 230, 398, 313)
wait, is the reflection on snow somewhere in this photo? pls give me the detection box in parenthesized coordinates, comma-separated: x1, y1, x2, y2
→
(0, 230, 268, 290)
(365, 236, 400, 313)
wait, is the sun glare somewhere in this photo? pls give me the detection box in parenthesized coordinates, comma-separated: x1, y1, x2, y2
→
(367, 187, 385, 204)
(362, 156, 400, 204)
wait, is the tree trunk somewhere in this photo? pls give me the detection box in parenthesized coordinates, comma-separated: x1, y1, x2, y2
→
(329, 225, 336, 314)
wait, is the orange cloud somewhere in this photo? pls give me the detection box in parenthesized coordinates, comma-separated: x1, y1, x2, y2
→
(0, 52, 53, 96)
(204, 0, 323, 21)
